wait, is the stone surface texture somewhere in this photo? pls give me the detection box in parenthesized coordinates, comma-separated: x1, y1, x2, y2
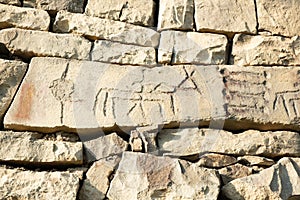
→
(85, 0, 155, 26)
(158, 31, 228, 64)
(195, 0, 257, 34)
(0, 4, 50, 30)
(23, 0, 84, 13)
(238, 156, 275, 167)
(219, 164, 253, 185)
(0, 0, 20, 5)
(197, 153, 237, 168)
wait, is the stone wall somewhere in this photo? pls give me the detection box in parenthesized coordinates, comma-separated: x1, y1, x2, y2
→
(0, 0, 299, 199)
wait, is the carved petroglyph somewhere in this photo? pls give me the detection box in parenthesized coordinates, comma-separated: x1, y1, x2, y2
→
(274, 90, 300, 120)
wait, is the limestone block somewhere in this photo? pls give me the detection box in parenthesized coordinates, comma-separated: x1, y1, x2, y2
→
(237, 156, 275, 167)
(54, 11, 160, 47)
(219, 164, 253, 185)
(194, 0, 256, 34)
(231, 34, 300, 66)
(157, 0, 194, 31)
(196, 153, 237, 168)
(158, 31, 228, 64)
(91, 40, 156, 66)
(0, 28, 91, 60)
(0, 0, 20, 6)
(85, 0, 155, 26)
(23, 0, 84, 13)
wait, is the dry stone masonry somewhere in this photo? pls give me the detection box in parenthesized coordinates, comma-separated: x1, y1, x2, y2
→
(0, 0, 299, 199)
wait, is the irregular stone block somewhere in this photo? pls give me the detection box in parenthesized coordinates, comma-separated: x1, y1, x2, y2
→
(4, 57, 225, 133)
(79, 155, 120, 200)
(0, 59, 27, 121)
(0, 0, 21, 6)
(23, 0, 84, 13)
(237, 156, 275, 167)
(219, 164, 253, 185)
(257, 0, 300, 37)
(0, 131, 83, 165)
(0, 4, 49, 30)
(91, 40, 156, 66)
(0, 167, 80, 199)
(54, 11, 160, 47)
(222, 157, 300, 199)
(107, 152, 220, 199)
(194, 0, 256, 34)
(85, 0, 155, 27)
(158, 128, 300, 158)
(157, 0, 194, 31)
(196, 153, 237, 168)
(231, 34, 300, 66)
(0, 28, 91, 60)
(158, 31, 228, 64)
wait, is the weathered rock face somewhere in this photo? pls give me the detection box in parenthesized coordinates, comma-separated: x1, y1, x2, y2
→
(158, 128, 300, 158)
(219, 163, 253, 185)
(158, 31, 228, 64)
(0, 0, 20, 5)
(238, 156, 275, 167)
(85, 0, 155, 27)
(23, 0, 84, 13)
(257, 0, 300, 37)
(157, 0, 194, 31)
(194, 0, 257, 34)
(231, 34, 300, 66)
(0, 28, 91, 60)
(222, 157, 300, 200)
(0, 59, 27, 121)
(0, 4, 50, 30)
(54, 11, 160, 47)
(107, 152, 220, 200)
(0, 131, 83, 165)
(0, 167, 81, 200)
(196, 153, 237, 168)
(91, 40, 156, 66)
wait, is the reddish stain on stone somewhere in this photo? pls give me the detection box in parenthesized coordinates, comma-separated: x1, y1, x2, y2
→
(14, 82, 35, 120)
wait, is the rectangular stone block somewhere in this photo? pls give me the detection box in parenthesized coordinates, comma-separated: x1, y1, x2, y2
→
(194, 0, 256, 34)
(91, 40, 156, 66)
(0, 4, 50, 30)
(257, 0, 300, 37)
(0, 28, 91, 60)
(0, 0, 21, 6)
(54, 11, 160, 47)
(85, 0, 155, 27)
(157, 0, 194, 31)
(158, 31, 228, 64)
(231, 34, 300, 66)
(23, 0, 84, 13)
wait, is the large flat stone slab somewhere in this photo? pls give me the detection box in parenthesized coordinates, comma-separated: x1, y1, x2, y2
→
(158, 31, 228, 64)
(0, 28, 91, 60)
(158, 128, 300, 158)
(0, 59, 27, 121)
(85, 0, 155, 27)
(0, 167, 80, 200)
(0, 4, 49, 30)
(194, 0, 256, 34)
(0, 131, 83, 165)
(257, 0, 300, 37)
(4, 57, 225, 133)
(231, 34, 300, 66)
(23, 0, 84, 13)
(54, 11, 160, 47)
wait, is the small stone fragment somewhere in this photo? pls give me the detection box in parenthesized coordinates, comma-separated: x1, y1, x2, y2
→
(23, 0, 84, 13)
(129, 130, 144, 152)
(158, 0, 194, 31)
(197, 153, 237, 168)
(91, 40, 156, 66)
(158, 30, 228, 64)
(0, 28, 91, 60)
(194, 0, 256, 34)
(219, 163, 253, 185)
(238, 156, 275, 167)
(0, 0, 20, 5)
(136, 126, 158, 152)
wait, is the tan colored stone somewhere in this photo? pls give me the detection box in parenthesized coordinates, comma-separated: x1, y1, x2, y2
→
(238, 156, 275, 167)
(194, 0, 256, 34)
(231, 34, 300, 66)
(23, 0, 84, 13)
(136, 126, 158, 153)
(0, 167, 80, 199)
(4, 57, 225, 132)
(158, 128, 300, 158)
(157, 0, 194, 31)
(0, 59, 27, 121)
(91, 40, 156, 66)
(158, 31, 228, 64)
(0, 0, 20, 5)
(197, 153, 237, 168)
(0, 28, 91, 60)
(0, 4, 49, 30)
(219, 163, 253, 185)
(257, 0, 300, 37)
(79, 155, 120, 200)
(107, 152, 220, 200)
(222, 157, 300, 200)
(85, 0, 155, 26)
(0, 131, 83, 165)
(54, 11, 160, 47)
